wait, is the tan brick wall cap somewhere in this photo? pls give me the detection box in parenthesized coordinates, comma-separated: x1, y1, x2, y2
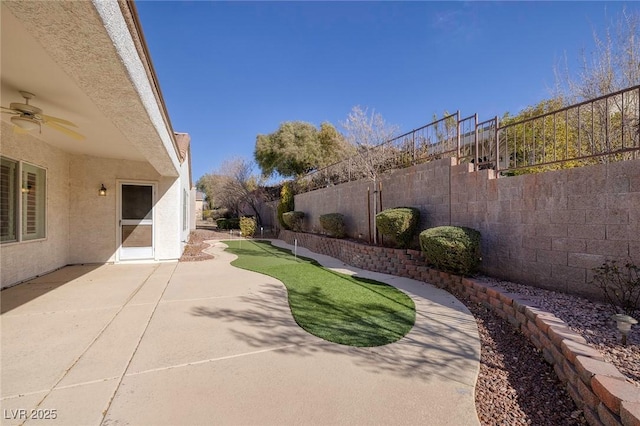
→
(562, 339, 606, 363)
(592, 375, 640, 415)
(535, 314, 566, 334)
(575, 355, 626, 386)
(548, 324, 588, 347)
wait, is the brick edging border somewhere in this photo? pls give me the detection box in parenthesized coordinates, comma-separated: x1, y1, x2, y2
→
(279, 230, 640, 426)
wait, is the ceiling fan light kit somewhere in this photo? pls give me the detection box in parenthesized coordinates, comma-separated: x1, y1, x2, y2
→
(10, 115, 41, 131)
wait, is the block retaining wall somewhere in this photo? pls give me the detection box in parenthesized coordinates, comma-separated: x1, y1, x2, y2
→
(280, 230, 640, 426)
(294, 158, 640, 302)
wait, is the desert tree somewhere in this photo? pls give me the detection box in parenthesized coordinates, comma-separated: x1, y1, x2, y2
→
(554, 7, 640, 102)
(254, 121, 350, 178)
(196, 173, 227, 211)
(554, 7, 640, 161)
(341, 106, 399, 244)
(198, 158, 268, 225)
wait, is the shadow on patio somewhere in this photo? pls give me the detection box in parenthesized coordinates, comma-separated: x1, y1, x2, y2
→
(1, 265, 102, 314)
(191, 282, 479, 387)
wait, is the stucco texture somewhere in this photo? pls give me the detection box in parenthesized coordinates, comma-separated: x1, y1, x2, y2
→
(68, 155, 183, 264)
(1, 121, 71, 287)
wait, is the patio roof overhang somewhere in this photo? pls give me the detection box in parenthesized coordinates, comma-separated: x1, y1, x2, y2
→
(1, 0, 180, 178)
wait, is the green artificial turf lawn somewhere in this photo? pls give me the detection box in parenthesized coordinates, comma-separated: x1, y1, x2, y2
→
(224, 240, 416, 347)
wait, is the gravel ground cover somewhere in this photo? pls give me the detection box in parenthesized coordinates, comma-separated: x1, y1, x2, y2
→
(448, 287, 587, 425)
(478, 277, 640, 386)
(179, 229, 227, 261)
(180, 230, 640, 424)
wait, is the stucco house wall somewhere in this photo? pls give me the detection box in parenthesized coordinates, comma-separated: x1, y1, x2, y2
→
(0, 121, 71, 287)
(190, 188, 198, 230)
(67, 155, 185, 263)
(179, 148, 193, 246)
(156, 175, 184, 261)
(1, 1, 194, 289)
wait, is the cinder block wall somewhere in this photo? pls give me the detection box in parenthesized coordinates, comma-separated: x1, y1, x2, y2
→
(294, 158, 640, 300)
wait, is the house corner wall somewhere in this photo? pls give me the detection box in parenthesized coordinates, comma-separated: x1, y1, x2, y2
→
(156, 175, 182, 261)
(190, 187, 197, 231)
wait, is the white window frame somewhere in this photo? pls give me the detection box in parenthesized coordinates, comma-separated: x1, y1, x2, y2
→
(0, 156, 47, 245)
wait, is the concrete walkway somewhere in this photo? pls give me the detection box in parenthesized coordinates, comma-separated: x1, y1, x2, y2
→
(1, 239, 480, 425)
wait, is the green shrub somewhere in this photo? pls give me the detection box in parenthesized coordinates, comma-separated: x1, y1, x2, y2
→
(282, 211, 305, 232)
(419, 226, 481, 275)
(278, 182, 295, 229)
(216, 217, 240, 230)
(376, 207, 421, 248)
(277, 203, 290, 230)
(202, 210, 212, 221)
(240, 217, 257, 237)
(319, 213, 347, 238)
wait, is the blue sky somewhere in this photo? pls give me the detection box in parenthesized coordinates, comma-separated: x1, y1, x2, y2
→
(136, 1, 636, 182)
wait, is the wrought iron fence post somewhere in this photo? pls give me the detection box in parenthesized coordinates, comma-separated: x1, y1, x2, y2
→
(412, 133, 416, 165)
(495, 116, 500, 174)
(456, 110, 461, 161)
(474, 113, 479, 172)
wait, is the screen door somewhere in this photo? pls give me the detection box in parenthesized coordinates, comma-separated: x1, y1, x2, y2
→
(119, 183, 154, 260)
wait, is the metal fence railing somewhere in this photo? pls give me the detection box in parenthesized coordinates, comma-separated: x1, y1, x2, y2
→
(496, 85, 640, 173)
(296, 85, 640, 193)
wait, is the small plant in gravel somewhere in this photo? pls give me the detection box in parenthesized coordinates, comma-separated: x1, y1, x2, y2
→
(239, 217, 257, 237)
(376, 207, 420, 249)
(419, 226, 481, 275)
(591, 259, 640, 318)
(319, 213, 347, 238)
(282, 211, 305, 232)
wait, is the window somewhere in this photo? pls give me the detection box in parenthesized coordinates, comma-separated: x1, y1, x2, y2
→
(1, 157, 17, 242)
(0, 156, 46, 243)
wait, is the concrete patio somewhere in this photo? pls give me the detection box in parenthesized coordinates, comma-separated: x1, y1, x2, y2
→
(1, 239, 480, 425)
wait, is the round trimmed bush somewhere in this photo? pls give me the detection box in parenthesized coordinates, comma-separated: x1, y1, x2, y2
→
(278, 182, 295, 230)
(319, 213, 347, 238)
(376, 207, 421, 248)
(277, 203, 290, 230)
(419, 226, 481, 275)
(282, 211, 305, 232)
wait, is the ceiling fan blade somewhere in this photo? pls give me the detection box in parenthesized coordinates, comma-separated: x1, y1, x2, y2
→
(44, 121, 85, 141)
(40, 114, 77, 128)
(1, 106, 19, 115)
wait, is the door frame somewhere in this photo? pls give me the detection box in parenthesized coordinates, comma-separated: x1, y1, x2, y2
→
(115, 180, 157, 262)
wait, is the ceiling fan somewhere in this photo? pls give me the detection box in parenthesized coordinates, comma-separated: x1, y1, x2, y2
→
(1, 91, 85, 141)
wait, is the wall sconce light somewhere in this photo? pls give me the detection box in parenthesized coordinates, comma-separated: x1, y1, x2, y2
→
(21, 185, 31, 194)
(99, 184, 107, 196)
